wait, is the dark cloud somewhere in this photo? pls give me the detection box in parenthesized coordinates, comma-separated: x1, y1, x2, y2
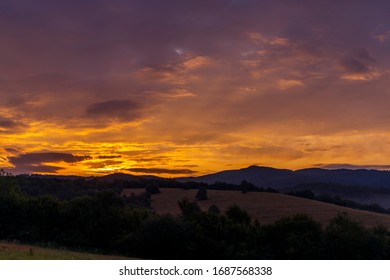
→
(4, 147, 23, 155)
(0, 116, 27, 134)
(176, 164, 199, 168)
(29, 165, 65, 173)
(314, 164, 390, 170)
(0, 116, 19, 129)
(10, 152, 91, 166)
(135, 156, 170, 163)
(353, 48, 374, 62)
(339, 48, 376, 75)
(85, 99, 141, 121)
(8, 152, 91, 174)
(340, 58, 369, 74)
(87, 160, 122, 169)
(127, 167, 196, 175)
(97, 155, 121, 159)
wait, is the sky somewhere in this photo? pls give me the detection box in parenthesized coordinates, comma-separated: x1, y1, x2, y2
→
(1, 0, 390, 176)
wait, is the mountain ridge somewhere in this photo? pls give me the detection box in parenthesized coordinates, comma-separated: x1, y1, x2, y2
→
(21, 165, 390, 189)
(179, 165, 390, 189)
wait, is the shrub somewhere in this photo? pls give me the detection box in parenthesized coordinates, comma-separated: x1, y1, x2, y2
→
(178, 198, 201, 218)
(195, 187, 208, 201)
(132, 215, 192, 259)
(145, 182, 160, 194)
(225, 205, 251, 225)
(208, 204, 220, 215)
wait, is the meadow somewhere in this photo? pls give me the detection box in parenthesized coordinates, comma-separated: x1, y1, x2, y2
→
(0, 242, 132, 260)
(124, 188, 390, 228)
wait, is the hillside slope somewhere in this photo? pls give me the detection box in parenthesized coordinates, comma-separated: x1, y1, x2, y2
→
(124, 188, 390, 228)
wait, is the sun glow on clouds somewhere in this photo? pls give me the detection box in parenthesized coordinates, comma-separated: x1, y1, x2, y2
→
(4, 122, 390, 177)
(340, 71, 381, 81)
(2, 1, 390, 176)
(278, 79, 304, 90)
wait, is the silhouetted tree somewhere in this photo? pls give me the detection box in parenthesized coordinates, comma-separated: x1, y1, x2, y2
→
(123, 192, 151, 208)
(0, 170, 26, 239)
(178, 198, 201, 218)
(260, 214, 324, 259)
(195, 187, 208, 201)
(225, 205, 251, 225)
(240, 180, 255, 193)
(145, 181, 160, 194)
(325, 213, 373, 259)
(208, 204, 220, 215)
(132, 215, 192, 259)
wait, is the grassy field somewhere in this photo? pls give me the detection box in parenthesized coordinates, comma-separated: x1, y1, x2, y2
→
(0, 242, 133, 260)
(123, 188, 390, 228)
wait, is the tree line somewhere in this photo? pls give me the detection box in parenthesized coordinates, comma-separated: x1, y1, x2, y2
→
(1, 172, 390, 259)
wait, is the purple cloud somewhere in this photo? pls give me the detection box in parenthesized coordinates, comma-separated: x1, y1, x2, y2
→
(9, 152, 91, 174)
(86, 99, 142, 121)
(0, 116, 18, 129)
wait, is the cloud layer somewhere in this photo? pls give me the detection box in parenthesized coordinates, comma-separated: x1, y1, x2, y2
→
(1, 0, 390, 175)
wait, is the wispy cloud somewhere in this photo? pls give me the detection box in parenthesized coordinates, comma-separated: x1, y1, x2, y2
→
(127, 167, 196, 175)
(278, 79, 304, 90)
(314, 164, 390, 170)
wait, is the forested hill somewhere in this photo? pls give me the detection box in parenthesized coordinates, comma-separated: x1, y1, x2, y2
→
(180, 166, 390, 189)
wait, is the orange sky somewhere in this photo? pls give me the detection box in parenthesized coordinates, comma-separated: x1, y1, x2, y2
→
(1, 0, 390, 176)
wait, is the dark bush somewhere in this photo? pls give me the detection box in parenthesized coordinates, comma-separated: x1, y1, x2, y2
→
(132, 215, 193, 259)
(195, 187, 208, 201)
(260, 214, 324, 259)
(225, 205, 251, 225)
(208, 204, 220, 215)
(324, 213, 386, 259)
(145, 182, 160, 194)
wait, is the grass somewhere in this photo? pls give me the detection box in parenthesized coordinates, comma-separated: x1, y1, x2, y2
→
(123, 188, 390, 228)
(0, 242, 134, 260)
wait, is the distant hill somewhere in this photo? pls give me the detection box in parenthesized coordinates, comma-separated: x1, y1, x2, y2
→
(179, 166, 390, 207)
(23, 166, 390, 189)
(97, 173, 158, 182)
(180, 165, 390, 189)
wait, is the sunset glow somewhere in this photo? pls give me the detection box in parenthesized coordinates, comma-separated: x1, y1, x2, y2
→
(1, 0, 390, 176)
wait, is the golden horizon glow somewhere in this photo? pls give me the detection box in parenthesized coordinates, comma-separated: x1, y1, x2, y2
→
(3, 121, 390, 177)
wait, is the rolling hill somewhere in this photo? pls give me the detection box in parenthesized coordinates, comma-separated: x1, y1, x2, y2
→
(123, 188, 390, 229)
(179, 166, 390, 207)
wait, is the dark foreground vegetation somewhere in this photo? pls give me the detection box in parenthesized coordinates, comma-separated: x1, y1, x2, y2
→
(1, 171, 390, 259)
